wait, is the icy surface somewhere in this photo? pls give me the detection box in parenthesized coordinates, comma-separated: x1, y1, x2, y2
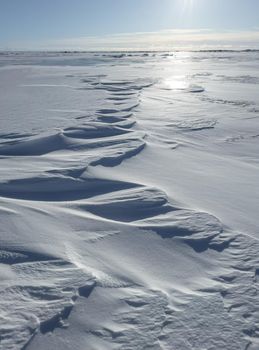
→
(0, 51, 259, 349)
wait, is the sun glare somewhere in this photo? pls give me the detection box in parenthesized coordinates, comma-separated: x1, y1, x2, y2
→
(182, 0, 194, 12)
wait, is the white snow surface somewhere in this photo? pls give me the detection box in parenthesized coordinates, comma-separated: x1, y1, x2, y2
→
(0, 50, 259, 349)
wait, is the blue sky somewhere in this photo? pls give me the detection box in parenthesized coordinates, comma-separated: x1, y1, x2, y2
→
(1, 0, 259, 50)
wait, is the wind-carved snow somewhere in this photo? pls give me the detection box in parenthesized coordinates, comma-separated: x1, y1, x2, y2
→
(0, 51, 259, 350)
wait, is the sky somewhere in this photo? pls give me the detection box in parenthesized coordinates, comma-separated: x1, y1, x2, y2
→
(0, 0, 259, 50)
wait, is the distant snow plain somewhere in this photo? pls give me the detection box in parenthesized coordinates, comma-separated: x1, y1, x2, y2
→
(0, 50, 259, 349)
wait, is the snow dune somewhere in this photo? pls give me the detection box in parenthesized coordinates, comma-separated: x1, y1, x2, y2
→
(0, 51, 259, 349)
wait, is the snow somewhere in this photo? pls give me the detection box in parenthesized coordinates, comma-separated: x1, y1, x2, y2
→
(0, 50, 259, 349)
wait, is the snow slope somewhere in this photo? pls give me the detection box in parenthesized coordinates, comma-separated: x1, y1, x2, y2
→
(0, 50, 259, 349)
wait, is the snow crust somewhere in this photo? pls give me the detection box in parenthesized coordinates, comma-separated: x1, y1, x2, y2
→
(0, 51, 259, 349)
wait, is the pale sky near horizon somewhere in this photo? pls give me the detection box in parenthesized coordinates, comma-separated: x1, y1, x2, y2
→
(0, 0, 259, 50)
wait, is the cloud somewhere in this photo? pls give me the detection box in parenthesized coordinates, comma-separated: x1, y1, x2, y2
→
(3, 29, 259, 51)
